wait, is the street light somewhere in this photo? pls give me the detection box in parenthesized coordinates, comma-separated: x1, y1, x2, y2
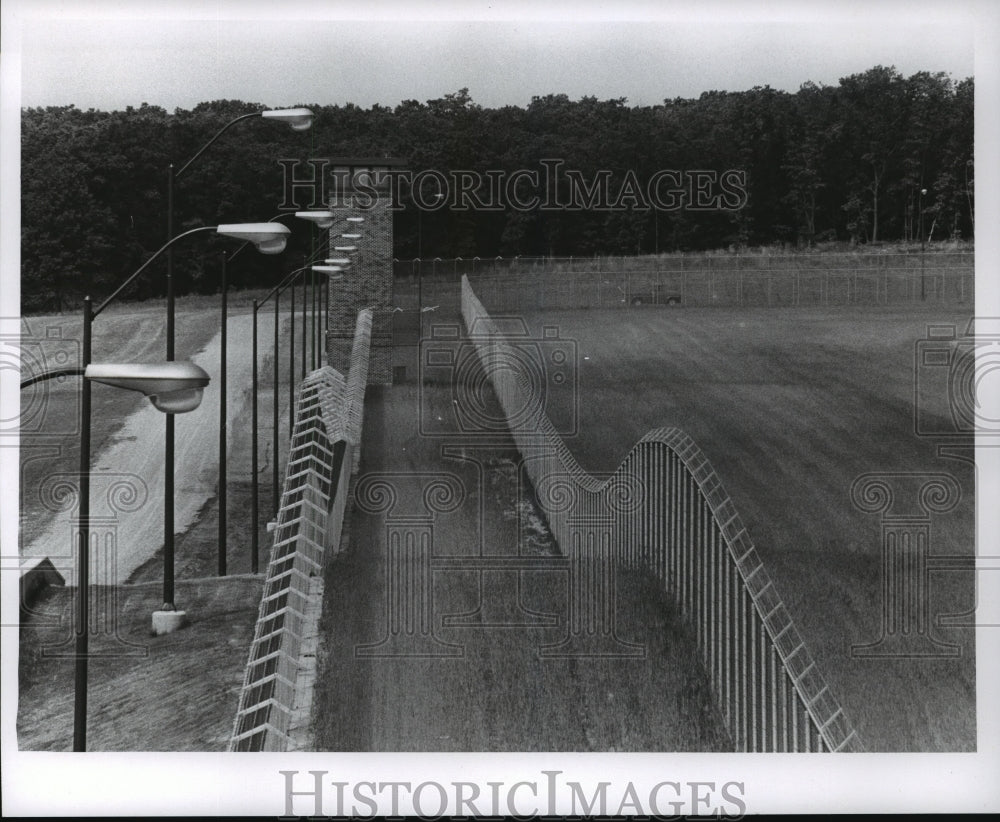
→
(296, 210, 337, 229)
(245, 212, 361, 569)
(312, 263, 344, 369)
(295, 212, 337, 371)
(20, 357, 211, 753)
(164, 107, 312, 604)
(84, 360, 210, 740)
(260, 108, 314, 131)
(312, 225, 362, 370)
(83, 223, 289, 751)
(85, 362, 210, 413)
(95, 222, 288, 620)
(218, 213, 319, 577)
(249, 257, 340, 570)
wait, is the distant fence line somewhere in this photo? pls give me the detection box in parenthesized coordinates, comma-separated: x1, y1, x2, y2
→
(229, 309, 371, 752)
(461, 275, 862, 752)
(397, 250, 973, 310)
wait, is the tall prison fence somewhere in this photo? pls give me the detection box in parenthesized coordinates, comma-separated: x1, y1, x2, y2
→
(460, 276, 862, 752)
(397, 249, 973, 311)
(229, 309, 372, 752)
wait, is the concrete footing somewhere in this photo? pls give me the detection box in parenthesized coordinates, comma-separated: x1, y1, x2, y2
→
(152, 609, 188, 636)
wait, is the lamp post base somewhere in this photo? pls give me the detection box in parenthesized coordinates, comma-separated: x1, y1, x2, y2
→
(152, 609, 188, 636)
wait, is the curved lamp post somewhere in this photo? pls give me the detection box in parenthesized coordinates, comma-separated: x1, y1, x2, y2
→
(244, 213, 361, 572)
(217, 212, 314, 576)
(224, 211, 337, 576)
(20, 359, 211, 753)
(296, 212, 336, 369)
(164, 107, 312, 593)
(75, 222, 282, 752)
(97, 222, 288, 613)
(249, 256, 339, 571)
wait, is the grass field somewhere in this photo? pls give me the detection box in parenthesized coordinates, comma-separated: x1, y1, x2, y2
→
(502, 303, 977, 752)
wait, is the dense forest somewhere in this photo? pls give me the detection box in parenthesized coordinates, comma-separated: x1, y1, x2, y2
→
(20, 65, 973, 311)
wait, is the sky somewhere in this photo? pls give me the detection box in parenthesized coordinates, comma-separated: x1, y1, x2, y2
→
(9, 4, 979, 113)
(2, 0, 1000, 817)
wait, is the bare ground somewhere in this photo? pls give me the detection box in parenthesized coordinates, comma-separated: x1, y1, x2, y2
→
(16, 302, 297, 752)
(309, 321, 731, 752)
(16, 575, 263, 751)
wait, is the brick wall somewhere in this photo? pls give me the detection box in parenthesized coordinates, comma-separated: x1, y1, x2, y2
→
(325, 170, 396, 385)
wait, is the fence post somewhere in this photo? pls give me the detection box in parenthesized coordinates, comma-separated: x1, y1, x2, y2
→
(539, 511, 644, 658)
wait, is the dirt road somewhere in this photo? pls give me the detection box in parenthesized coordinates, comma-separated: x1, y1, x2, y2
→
(20, 311, 275, 586)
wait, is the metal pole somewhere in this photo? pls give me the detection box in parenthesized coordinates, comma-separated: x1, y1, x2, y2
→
(310, 266, 317, 370)
(164, 165, 176, 610)
(301, 267, 307, 380)
(251, 301, 259, 574)
(920, 239, 926, 301)
(323, 267, 328, 364)
(273, 293, 280, 517)
(920, 189, 927, 301)
(315, 265, 320, 369)
(415, 258, 422, 311)
(164, 285, 175, 608)
(289, 277, 296, 424)
(320, 272, 327, 365)
(73, 297, 93, 752)
(218, 251, 228, 577)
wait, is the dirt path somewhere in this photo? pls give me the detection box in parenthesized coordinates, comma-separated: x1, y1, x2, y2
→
(20, 311, 275, 586)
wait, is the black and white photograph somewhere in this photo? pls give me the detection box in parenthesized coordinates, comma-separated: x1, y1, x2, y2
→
(2, 0, 998, 816)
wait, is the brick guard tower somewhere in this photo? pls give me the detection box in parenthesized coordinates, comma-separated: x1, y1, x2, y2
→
(325, 157, 406, 385)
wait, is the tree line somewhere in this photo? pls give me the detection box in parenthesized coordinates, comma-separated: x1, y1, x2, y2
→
(20, 65, 973, 312)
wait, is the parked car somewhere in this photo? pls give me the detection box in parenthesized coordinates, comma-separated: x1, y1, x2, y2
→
(628, 291, 682, 306)
(616, 283, 683, 306)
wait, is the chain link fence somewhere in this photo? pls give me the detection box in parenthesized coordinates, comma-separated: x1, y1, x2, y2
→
(395, 250, 973, 312)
